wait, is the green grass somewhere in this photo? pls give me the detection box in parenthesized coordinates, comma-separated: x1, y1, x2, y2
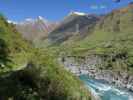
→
(58, 29, 133, 74)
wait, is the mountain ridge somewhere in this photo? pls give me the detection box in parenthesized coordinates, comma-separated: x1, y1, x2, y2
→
(48, 12, 100, 44)
(15, 16, 58, 41)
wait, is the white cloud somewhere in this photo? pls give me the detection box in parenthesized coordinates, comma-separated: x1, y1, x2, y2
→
(90, 4, 107, 10)
(90, 5, 99, 9)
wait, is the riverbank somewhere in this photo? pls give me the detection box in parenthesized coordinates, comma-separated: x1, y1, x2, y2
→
(59, 56, 133, 93)
(88, 69, 133, 92)
(80, 75, 133, 100)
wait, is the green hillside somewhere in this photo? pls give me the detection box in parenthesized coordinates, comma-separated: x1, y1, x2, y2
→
(0, 14, 31, 72)
(0, 14, 92, 100)
(61, 5, 133, 75)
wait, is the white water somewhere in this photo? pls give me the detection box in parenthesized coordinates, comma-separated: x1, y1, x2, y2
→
(79, 75, 133, 100)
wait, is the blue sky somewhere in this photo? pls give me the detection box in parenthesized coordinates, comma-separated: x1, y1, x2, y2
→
(0, 0, 132, 21)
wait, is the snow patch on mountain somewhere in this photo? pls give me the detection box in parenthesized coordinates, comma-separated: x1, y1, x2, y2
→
(70, 11, 87, 16)
(38, 16, 44, 20)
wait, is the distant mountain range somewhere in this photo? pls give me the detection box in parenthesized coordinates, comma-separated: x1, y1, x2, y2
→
(10, 12, 99, 44)
(11, 4, 133, 45)
(15, 16, 58, 41)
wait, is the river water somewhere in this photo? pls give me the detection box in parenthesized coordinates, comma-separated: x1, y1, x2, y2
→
(79, 75, 133, 100)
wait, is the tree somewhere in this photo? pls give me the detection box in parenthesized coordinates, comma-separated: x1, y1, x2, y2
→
(0, 39, 10, 68)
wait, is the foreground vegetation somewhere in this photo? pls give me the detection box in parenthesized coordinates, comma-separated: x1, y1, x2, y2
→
(0, 14, 91, 100)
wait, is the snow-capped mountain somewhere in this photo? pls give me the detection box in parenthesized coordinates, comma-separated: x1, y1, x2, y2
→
(15, 16, 58, 41)
(13, 12, 99, 44)
(48, 12, 100, 43)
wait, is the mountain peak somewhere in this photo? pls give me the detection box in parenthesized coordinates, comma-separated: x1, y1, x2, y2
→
(38, 16, 44, 20)
(16, 16, 58, 41)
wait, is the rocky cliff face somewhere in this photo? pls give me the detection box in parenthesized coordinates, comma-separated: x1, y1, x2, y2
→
(92, 70, 133, 92)
(59, 55, 133, 92)
(58, 55, 101, 75)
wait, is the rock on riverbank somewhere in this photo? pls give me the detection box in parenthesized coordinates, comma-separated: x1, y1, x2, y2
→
(59, 56, 133, 92)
